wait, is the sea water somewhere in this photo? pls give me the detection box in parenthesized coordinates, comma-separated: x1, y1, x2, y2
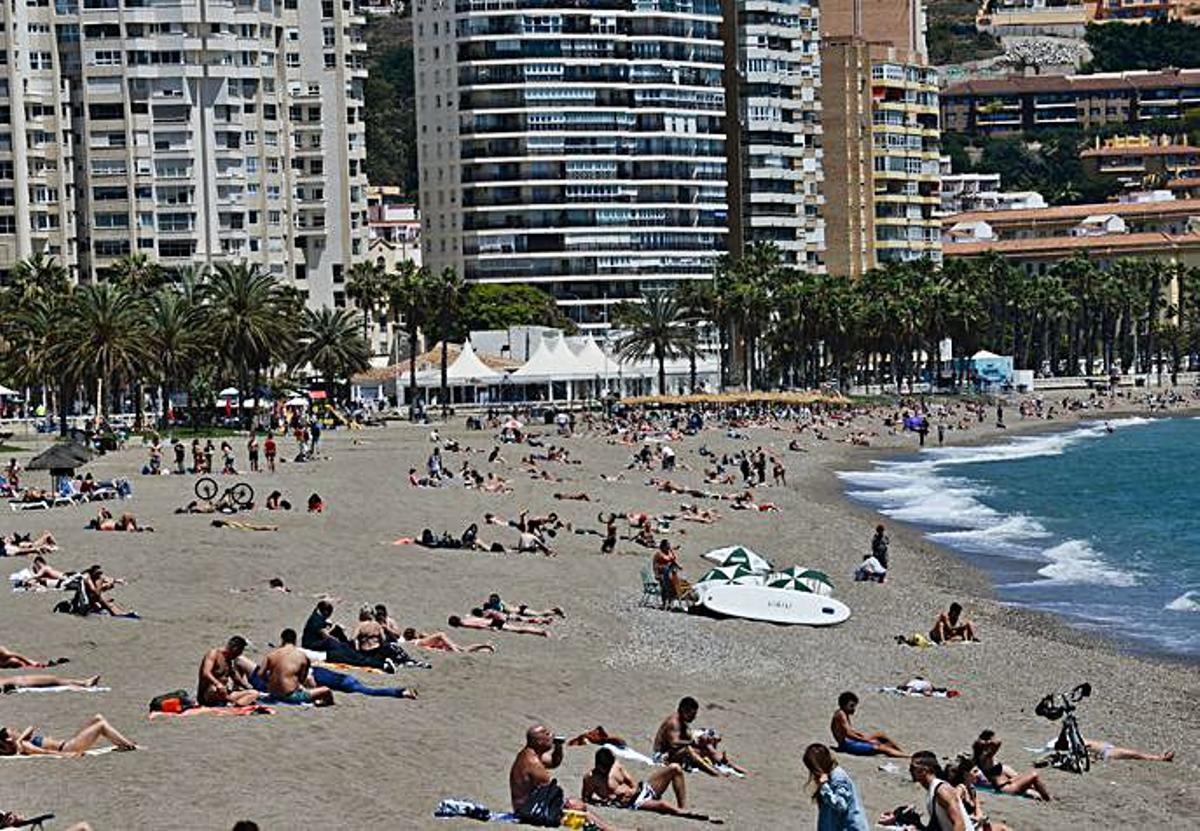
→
(840, 417, 1200, 660)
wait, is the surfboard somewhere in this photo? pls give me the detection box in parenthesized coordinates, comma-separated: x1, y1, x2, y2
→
(694, 583, 851, 626)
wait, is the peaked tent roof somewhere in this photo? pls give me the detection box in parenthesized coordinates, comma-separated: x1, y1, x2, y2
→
(511, 333, 592, 381)
(419, 339, 503, 386)
(565, 336, 618, 376)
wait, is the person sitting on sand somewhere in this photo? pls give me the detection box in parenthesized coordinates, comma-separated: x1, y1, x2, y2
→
(259, 628, 334, 706)
(77, 565, 131, 617)
(694, 729, 748, 776)
(510, 725, 613, 830)
(972, 730, 1051, 800)
(654, 697, 720, 775)
(264, 491, 292, 511)
(197, 635, 261, 707)
(582, 747, 717, 822)
(303, 600, 397, 672)
(307, 493, 325, 513)
(930, 603, 978, 644)
(352, 604, 417, 666)
(0, 674, 101, 694)
(401, 627, 495, 653)
(516, 530, 553, 556)
(830, 692, 907, 758)
(944, 755, 1013, 831)
(0, 715, 137, 756)
(449, 614, 548, 637)
(906, 751, 974, 831)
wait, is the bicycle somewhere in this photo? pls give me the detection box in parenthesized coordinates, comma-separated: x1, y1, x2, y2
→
(193, 476, 254, 509)
(1035, 681, 1091, 773)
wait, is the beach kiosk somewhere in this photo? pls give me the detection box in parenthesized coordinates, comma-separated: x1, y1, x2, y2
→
(969, 350, 1014, 390)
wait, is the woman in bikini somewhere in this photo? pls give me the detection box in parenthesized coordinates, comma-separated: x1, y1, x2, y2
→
(972, 730, 1052, 800)
(0, 674, 101, 694)
(0, 715, 137, 756)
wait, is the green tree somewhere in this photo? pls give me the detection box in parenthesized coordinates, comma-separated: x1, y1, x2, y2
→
(612, 292, 698, 395)
(456, 284, 573, 336)
(385, 260, 431, 416)
(429, 267, 464, 415)
(345, 260, 389, 344)
(147, 286, 205, 427)
(292, 307, 372, 390)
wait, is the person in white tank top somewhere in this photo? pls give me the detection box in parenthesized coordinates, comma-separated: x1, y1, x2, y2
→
(909, 750, 974, 831)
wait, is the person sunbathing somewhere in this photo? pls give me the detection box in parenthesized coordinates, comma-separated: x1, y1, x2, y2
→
(553, 491, 590, 501)
(1, 674, 102, 694)
(1, 531, 57, 556)
(264, 490, 292, 511)
(259, 628, 335, 706)
(481, 594, 564, 621)
(930, 602, 978, 643)
(480, 473, 511, 494)
(0, 645, 66, 670)
(694, 729, 748, 776)
(1074, 738, 1173, 763)
(510, 725, 613, 830)
(211, 519, 278, 531)
(653, 697, 721, 776)
(87, 508, 152, 532)
(830, 691, 907, 758)
(679, 504, 719, 524)
(0, 715, 137, 756)
(582, 747, 718, 822)
(78, 565, 131, 616)
(401, 627, 495, 653)
(516, 531, 553, 556)
(972, 730, 1051, 800)
(27, 555, 73, 587)
(448, 614, 548, 637)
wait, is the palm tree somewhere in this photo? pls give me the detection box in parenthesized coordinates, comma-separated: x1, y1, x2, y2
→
(48, 282, 151, 417)
(385, 260, 431, 418)
(292, 307, 371, 395)
(345, 260, 388, 346)
(671, 280, 713, 392)
(106, 252, 164, 297)
(147, 286, 204, 427)
(612, 292, 697, 395)
(204, 262, 295, 423)
(430, 267, 465, 415)
(10, 253, 70, 304)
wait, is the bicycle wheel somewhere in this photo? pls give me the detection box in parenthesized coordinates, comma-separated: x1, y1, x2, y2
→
(230, 482, 255, 508)
(194, 477, 218, 501)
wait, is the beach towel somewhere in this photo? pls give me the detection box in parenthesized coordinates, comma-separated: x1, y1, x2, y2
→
(876, 683, 960, 699)
(149, 705, 273, 719)
(317, 661, 388, 675)
(0, 746, 117, 759)
(3, 686, 110, 695)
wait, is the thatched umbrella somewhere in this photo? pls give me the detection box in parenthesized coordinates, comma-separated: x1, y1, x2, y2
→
(26, 442, 95, 489)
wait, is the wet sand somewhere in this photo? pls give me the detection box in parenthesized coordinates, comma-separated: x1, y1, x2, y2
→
(0, 401, 1197, 829)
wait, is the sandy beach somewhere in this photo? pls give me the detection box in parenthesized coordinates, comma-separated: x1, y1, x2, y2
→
(1, 396, 1197, 829)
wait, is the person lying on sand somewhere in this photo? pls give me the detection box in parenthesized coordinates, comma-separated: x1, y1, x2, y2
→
(26, 555, 73, 588)
(510, 725, 614, 830)
(87, 508, 153, 532)
(259, 628, 334, 706)
(0, 715, 138, 756)
(401, 628, 494, 653)
(0, 645, 67, 670)
(481, 594, 564, 621)
(1, 531, 57, 556)
(449, 614, 548, 637)
(654, 697, 721, 776)
(553, 492, 590, 501)
(582, 748, 721, 823)
(0, 674, 100, 693)
(679, 504, 719, 524)
(198, 636, 261, 707)
(831, 692, 907, 759)
(211, 519, 278, 531)
(972, 730, 1051, 800)
(1070, 738, 1174, 763)
(930, 603, 978, 644)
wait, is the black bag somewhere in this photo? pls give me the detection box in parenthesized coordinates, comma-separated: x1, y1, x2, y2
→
(519, 780, 565, 827)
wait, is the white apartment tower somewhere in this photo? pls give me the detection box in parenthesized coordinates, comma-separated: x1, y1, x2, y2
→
(0, 0, 79, 280)
(415, 0, 730, 329)
(724, 0, 824, 268)
(0, 0, 367, 307)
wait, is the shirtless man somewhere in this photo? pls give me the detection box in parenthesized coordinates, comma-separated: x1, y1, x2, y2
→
(653, 697, 720, 775)
(0, 645, 65, 670)
(929, 603, 978, 644)
(0, 674, 102, 694)
(831, 692, 906, 758)
(81, 565, 129, 616)
(197, 636, 260, 707)
(582, 747, 716, 822)
(509, 725, 613, 829)
(448, 614, 548, 637)
(259, 628, 334, 706)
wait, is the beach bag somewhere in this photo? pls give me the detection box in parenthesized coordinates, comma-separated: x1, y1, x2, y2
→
(149, 689, 196, 713)
(518, 780, 565, 827)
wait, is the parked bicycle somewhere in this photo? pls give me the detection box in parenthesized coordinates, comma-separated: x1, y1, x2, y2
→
(1035, 681, 1092, 773)
(193, 477, 254, 509)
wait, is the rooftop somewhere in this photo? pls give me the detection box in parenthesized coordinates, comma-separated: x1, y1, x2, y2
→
(945, 197, 1200, 225)
(945, 231, 1200, 256)
(943, 68, 1200, 97)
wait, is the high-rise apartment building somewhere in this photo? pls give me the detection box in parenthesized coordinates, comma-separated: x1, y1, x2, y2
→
(415, 0, 730, 328)
(723, 0, 824, 269)
(820, 0, 940, 277)
(0, 1, 79, 281)
(0, 0, 368, 307)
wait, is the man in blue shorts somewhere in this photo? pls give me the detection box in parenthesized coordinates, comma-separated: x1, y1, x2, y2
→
(831, 691, 907, 758)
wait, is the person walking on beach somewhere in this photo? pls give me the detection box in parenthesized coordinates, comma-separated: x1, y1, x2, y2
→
(264, 433, 277, 473)
(247, 433, 260, 473)
(802, 743, 870, 831)
(938, 423, 945, 446)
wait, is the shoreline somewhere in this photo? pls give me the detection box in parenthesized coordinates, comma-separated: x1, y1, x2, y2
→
(821, 406, 1200, 668)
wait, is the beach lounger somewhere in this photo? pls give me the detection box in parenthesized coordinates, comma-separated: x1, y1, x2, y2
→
(9, 500, 50, 512)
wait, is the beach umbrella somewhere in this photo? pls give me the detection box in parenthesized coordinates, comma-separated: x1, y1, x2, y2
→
(696, 564, 759, 585)
(26, 441, 95, 487)
(701, 545, 773, 573)
(285, 396, 309, 408)
(768, 566, 834, 596)
(0, 383, 18, 396)
(765, 575, 813, 592)
(503, 417, 523, 430)
(218, 386, 240, 398)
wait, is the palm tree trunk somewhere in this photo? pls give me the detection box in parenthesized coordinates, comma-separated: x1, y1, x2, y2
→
(58, 378, 69, 438)
(408, 329, 418, 420)
(657, 346, 666, 396)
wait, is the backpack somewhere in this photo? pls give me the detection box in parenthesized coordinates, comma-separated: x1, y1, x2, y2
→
(149, 689, 196, 713)
(518, 780, 565, 828)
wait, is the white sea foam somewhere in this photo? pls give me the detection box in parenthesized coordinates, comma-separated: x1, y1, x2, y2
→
(1035, 540, 1139, 587)
(1164, 590, 1200, 612)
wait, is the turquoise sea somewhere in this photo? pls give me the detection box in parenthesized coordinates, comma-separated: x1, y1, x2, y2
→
(840, 417, 1200, 660)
